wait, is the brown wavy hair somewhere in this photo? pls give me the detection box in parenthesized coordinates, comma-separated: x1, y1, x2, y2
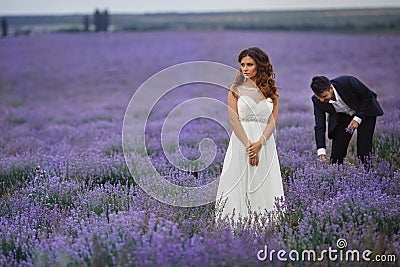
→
(234, 47, 279, 102)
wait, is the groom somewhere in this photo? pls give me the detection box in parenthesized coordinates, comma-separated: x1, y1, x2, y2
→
(310, 75, 384, 166)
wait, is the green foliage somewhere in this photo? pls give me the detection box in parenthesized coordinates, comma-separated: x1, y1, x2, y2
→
(0, 165, 35, 196)
(6, 117, 26, 125)
(374, 130, 400, 168)
(1, 239, 28, 263)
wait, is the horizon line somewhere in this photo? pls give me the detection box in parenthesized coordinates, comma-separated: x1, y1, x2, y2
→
(1, 6, 400, 17)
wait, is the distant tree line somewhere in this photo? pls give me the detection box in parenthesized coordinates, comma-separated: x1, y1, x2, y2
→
(1, 9, 110, 36)
(81, 9, 110, 32)
(93, 9, 110, 32)
(2, 8, 400, 35)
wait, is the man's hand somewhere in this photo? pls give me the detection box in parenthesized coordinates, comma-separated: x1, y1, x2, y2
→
(345, 120, 359, 134)
(318, 154, 327, 162)
(348, 120, 359, 129)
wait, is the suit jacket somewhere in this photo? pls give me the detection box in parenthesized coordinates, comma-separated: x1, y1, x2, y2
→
(312, 75, 384, 150)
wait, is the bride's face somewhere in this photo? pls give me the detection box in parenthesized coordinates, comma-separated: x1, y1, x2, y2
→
(240, 56, 257, 82)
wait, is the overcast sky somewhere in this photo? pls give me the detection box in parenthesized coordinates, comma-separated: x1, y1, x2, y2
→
(1, 0, 400, 15)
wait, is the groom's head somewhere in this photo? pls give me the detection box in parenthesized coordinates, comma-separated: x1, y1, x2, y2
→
(311, 76, 334, 103)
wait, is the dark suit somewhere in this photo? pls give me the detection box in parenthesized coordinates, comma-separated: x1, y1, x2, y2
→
(312, 75, 384, 164)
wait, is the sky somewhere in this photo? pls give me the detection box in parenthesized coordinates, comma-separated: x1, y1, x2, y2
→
(1, 0, 400, 15)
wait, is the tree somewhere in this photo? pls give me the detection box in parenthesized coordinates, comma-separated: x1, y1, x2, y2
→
(1, 18, 8, 37)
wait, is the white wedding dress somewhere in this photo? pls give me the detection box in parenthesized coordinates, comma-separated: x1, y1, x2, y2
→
(216, 83, 285, 223)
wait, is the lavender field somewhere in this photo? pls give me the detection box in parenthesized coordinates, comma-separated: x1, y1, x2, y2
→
(1, 31, 400, 266)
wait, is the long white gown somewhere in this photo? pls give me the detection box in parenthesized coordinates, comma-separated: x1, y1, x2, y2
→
(216, 84, 285, 223)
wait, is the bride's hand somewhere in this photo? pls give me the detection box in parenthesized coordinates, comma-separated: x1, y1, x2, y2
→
(246, 140, 262, 159)
(249, 154, 259, 166)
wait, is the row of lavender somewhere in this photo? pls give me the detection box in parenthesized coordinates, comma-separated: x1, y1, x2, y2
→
(1, 31, 399, 266)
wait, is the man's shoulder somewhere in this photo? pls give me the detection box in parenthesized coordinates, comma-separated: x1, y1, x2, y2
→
(311, 95, 327, 110)
(331, 75, 357, 84)
(331, 75, 362, 92)
(311, 95, 321, 106)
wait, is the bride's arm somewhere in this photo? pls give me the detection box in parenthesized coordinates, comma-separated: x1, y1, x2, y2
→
(261, 100, 278, 142)
(227, 90, 250, 146)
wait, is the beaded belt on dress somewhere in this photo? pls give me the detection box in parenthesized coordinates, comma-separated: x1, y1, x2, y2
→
(239, 115, 268, 123)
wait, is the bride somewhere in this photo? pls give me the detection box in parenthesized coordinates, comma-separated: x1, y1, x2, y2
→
(215, 47, 285, 224)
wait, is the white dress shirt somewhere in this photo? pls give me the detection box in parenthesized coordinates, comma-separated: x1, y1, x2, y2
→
(317, 86, 362, 156)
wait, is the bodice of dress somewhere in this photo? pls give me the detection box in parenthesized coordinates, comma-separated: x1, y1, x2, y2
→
(236, 85, 273, 124)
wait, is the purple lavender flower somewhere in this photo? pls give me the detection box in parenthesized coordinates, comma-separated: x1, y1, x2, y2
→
(345, 125, 355, 134)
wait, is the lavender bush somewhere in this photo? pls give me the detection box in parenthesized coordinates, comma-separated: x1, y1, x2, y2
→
(0, 31, 399, 266)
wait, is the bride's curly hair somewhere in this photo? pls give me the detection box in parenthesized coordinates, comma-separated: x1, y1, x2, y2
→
(234, 47, 279, 102)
